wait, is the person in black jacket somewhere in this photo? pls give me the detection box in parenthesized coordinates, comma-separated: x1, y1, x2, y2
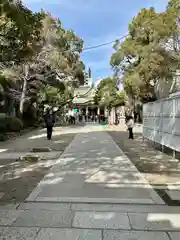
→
(44, 109, 55, 140)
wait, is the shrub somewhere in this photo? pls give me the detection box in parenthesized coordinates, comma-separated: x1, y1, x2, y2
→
(0, 114, 7, 133)
(6, 116, 23, 132)
(0, 114, 23, 133)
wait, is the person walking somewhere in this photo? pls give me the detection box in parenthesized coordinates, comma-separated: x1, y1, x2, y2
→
(44, 109, 55, 140)
(126, 116, 134, 139)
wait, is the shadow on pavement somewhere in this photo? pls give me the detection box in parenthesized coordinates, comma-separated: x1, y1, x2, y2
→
(1, 125, 180, 234)
(108, 131, 180, 179)
(27, 129, 163, 206)
(108, 130, 180, 206)
(0, 125, 83, 153)
(0, 127, 78, 205)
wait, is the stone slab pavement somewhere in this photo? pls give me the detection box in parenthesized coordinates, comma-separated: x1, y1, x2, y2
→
(26, 123, 164, 204)
(1, 123, 180, 239)
(1, 203, 180, 239)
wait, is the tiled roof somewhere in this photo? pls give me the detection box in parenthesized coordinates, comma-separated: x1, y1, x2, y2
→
(73, 85, 96, 104)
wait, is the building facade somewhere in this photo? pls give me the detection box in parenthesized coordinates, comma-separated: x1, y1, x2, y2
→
(72, 77, 126, 125)
(72, 78, 103, 117)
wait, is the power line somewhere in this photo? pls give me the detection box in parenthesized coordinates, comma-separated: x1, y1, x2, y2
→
(82, 34, 128, 52)
(43, 34, 128, 55)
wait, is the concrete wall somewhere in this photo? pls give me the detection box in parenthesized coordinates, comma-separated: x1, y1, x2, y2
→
(143, 94, 180, 152)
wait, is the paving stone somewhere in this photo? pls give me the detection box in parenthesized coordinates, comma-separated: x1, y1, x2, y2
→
(13, 209, 73, 228)
(129, 213, 180, 231)
(18, 202, 71, 211)
(103, 230, 170, 240)
(25, 185, 41, 202)
(167, 184, 180, 191)
(73, 211, 131, 230)
(35, 196, 155, 204)
(0, 204, 19, 210)
(29, 124, 163, 204)
(32, 147, 51, 152)
(0, 210, 22, 226)
(0, 192, 4, 199)
(166, 190, 180, 201)
(168, 232, 180, 240)
(0, 227, 39, 240)
(35, 228, 102, 240)
(0, 152, 62, 160)
(72, 203, 180, 213)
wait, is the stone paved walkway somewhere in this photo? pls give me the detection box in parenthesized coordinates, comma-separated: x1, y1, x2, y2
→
(27, 123, 163, 204)
(1, 123, 180, 239)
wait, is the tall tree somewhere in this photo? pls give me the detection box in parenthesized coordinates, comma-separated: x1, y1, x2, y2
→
(0, 3, 85, 119)
(0, 0, 42, 64)
(110, 2, 180, 102)
(94, 77, 125, 110)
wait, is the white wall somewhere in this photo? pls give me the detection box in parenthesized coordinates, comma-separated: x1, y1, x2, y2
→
(143, 94, 180, 151)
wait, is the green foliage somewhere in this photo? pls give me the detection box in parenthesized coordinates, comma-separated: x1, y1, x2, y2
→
(20, 155, 39, 162)
(94, 77, 125, 110)
(38, 85, 73, 108)
(0, 115, 23, 134)
(110, 0, 180, 103)
(6, 116, 23, 132)
(0, 114, 7, 133)
(0, 0, 43, 63)
(0, 1, 85, 123)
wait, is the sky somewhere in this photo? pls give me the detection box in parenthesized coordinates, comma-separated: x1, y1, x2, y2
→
(23, 0, 169, 83)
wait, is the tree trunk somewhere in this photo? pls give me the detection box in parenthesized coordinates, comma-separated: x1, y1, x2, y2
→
(19, 77, 27, 115)
(19, 65, 29, 115)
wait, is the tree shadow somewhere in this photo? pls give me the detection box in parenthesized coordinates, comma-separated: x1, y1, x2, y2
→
(109, 130, 180, 177)
(0, 126, 81, 153)
(24, 129, 163, 205)
(0, 129, 78, 205)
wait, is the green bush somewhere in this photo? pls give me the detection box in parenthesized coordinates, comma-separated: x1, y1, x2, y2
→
(6, 116, 23, 132)
(0, 114, 7, 133)
(0, 114, 23, 133)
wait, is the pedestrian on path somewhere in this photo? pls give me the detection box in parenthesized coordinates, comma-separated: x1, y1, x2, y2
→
(126, 116, 134, 139)
(44, 109, 55, 140)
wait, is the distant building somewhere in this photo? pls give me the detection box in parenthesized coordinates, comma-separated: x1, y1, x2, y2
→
(72, 72, 108, 117)
(83, 69, 93, 87)
(72, 75, 125, 124)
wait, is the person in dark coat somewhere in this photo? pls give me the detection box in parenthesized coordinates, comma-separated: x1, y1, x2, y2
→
(44, 109, 55, 140)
